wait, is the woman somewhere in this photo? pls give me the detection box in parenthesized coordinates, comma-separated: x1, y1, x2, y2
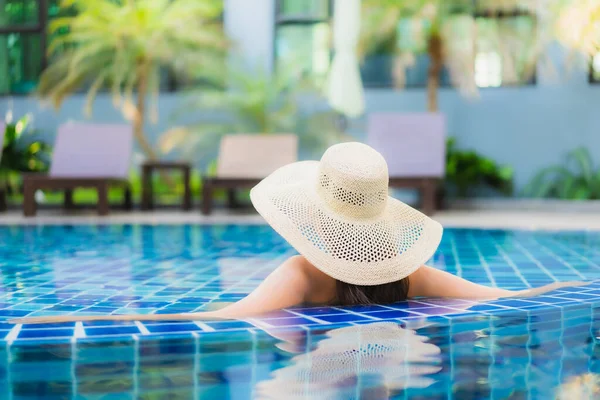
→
(12, 143, 582, 324)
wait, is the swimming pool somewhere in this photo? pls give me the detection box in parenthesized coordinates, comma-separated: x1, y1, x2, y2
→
(1, 225, 600, 399)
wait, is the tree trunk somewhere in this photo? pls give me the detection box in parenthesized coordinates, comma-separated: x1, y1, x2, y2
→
(134, 61, 177, 188)
(134, 62, 158, 160)
(427, 34, 443, 113)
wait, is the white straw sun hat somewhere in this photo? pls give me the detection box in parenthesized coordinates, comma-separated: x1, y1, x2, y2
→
(250, 142, 443, 286)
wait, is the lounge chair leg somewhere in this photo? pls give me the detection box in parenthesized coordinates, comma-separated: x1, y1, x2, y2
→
(202, 181, 213, 215)
(227, 189, 238, 209)
(421, 179, 436, 216)
(123, 185, 133, 210)
(141, 165, 153, 211)
(0, 188, 6, 212)
(183, 167, 192, 211)
(23, 180, 37, 217)
(97, 183, 109, 216)
(64, 189, 74, 210)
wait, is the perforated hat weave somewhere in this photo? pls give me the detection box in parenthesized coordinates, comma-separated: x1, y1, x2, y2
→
(250, 142, 443, 286)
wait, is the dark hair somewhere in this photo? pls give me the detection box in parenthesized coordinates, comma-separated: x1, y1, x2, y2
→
(333, 278, 410, 306)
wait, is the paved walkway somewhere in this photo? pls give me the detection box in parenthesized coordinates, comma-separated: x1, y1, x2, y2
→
(1, 209, 600, 231)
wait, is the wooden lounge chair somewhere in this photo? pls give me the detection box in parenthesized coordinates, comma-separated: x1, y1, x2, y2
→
(0, 122, 5, 212)
(22, 123, 134, 217)
(202, 134, 298, 215)
(367, 113, 446, 215)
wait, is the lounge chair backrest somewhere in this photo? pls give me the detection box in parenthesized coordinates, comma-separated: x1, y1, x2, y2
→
(217, 134, 298, 178)
(0, 123, 5, 165)
(367, 113, 446, 177)
(50, 123, 133, 178)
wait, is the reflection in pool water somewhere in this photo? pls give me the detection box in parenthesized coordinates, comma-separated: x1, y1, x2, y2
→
(4, 304, 599, 399)
(557, 373, 600, 399)
(256, 322, 442, 399)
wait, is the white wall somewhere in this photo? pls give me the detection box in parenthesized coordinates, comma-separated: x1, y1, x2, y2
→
(224, 0, 275, 72)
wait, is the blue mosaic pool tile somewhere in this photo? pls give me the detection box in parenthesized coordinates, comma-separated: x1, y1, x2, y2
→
(73, 294, 107, 300)
(155, 305, 199, 313)
(46, 305, 84, 312)
(412, 306, 464, 316)
(520, 296, 572, 304)
(255, 310, 300, 319)
(420, 298, 477, 307)
(316, 314, 372, 323)
(466, 304, 507, 312)
(336, 304, 391, 313)
(556, 292, 599, 301)
(145, 323, 202, 333)
(488, 299, 540, 308)
(0, 310, 29, 318)
(177, 297, 212, 303)
(366, 309, 421, 319)
(386, 300, 439, 310)
(26, 298, 61, 305)
(128, 301, 171, 308)
(260, 317, 318, 327)
(93, 302, 127, 308)
(18, 329, 74, 339)
(84, 326, 141, 336)
(61, 299, 97, 306)
(204, 320, 255, 331)
(289, 307, 344, 316)
(21, 322, 75, 330)
(84, 306, 119, 313)
(0, 322, 15, 331)
(108, 295, 143, 302)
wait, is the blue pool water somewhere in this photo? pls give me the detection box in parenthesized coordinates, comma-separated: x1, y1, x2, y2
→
(1, 225, 600, 399)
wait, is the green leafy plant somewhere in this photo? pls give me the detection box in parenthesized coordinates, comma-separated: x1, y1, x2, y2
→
(38, 0, 228, 160)
(524, 147, 600, 200)
(360, 1, 540, 112)
(445, 137, 513, 197)
(1, 114, 52, 194)
(160, 68, 348, 163)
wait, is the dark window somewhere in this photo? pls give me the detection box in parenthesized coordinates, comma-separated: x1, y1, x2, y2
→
(360, 36, 452, 89)
(0, 0, 224, 95)
(473, 7, 537, 88)
(274, 0, 332, 83)
(362, 5, 536, 88)
(0, 0, 49, 95)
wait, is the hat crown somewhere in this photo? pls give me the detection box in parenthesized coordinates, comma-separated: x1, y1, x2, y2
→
(317, 142, 389, 219)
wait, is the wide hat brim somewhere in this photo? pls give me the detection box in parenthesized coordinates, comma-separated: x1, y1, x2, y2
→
(250, 161, 443, 286)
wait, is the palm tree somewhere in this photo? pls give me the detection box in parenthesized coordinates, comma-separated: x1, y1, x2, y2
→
(360, 0, 540, 112)
(551, 0, 600, 57)
(38, 0, 228, 160)
(159, 68, 347, 163)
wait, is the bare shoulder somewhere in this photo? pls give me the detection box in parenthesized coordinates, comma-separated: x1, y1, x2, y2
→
(406, 265, 430, 298)
(278, 255, 313, 282)
(284, 255, 311, 271)
(407, 265, 427, 283)
(287, 255, 332, 280)
(287, 255, 337, 304)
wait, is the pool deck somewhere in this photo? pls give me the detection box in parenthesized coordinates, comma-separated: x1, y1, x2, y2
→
(1, 209, 600, 231)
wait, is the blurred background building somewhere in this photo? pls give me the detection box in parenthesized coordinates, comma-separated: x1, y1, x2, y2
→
(1, 0, 599, 205)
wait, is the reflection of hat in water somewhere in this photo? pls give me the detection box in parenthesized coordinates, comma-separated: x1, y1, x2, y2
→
(255, 322, 442, 400)
(251, 142, 443, 286)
